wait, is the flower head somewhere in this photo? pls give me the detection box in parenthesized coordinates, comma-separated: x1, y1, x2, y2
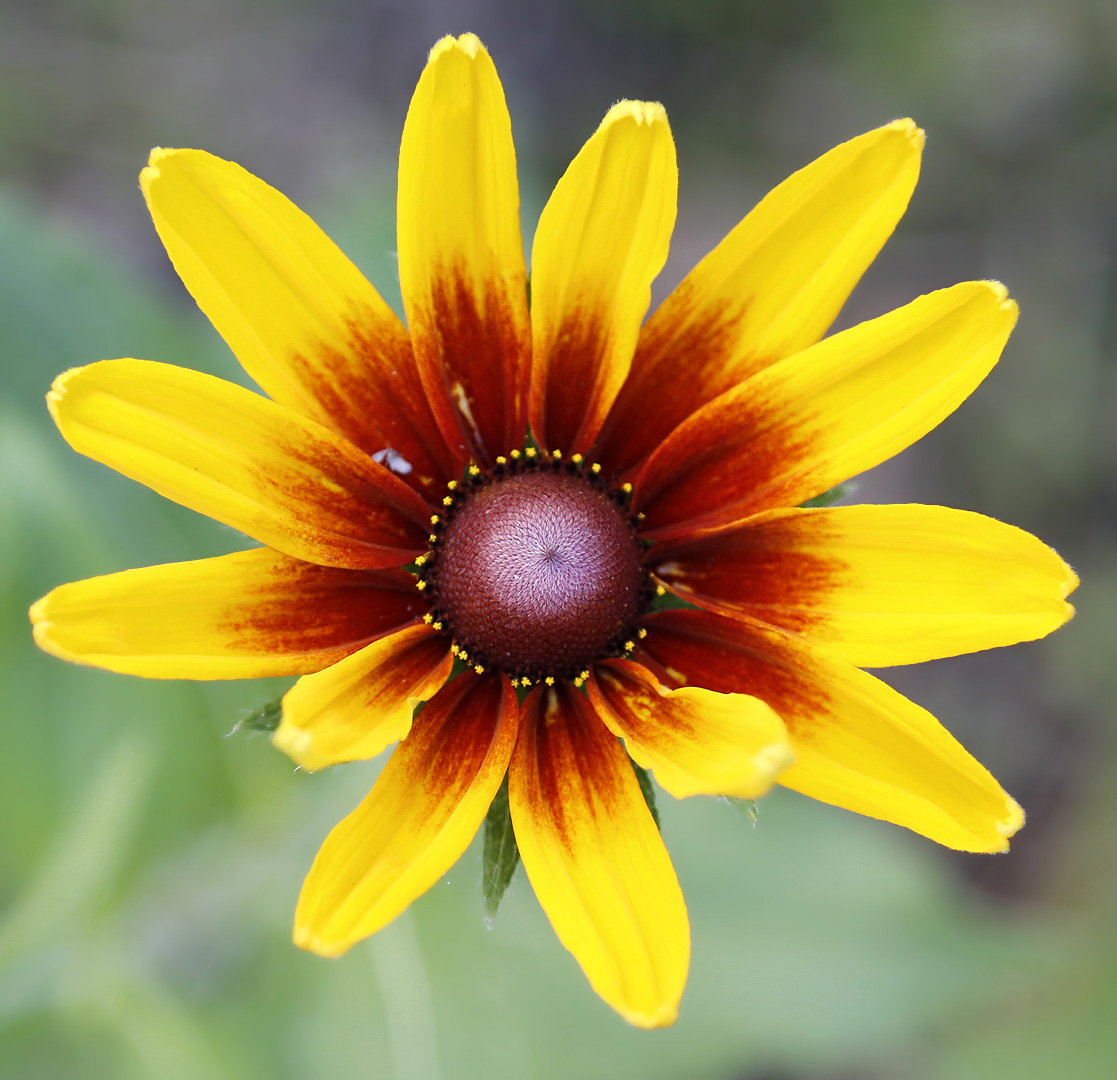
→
(30, 33, 1077, 1027)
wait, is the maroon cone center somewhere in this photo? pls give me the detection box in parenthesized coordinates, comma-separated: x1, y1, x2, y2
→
(434, 471, 645, 678)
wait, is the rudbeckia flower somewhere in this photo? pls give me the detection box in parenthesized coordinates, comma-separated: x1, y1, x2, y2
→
(30, 33, 1077, 1028)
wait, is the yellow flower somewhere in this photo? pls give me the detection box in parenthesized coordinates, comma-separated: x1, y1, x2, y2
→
(29, 33, 1077, 1028)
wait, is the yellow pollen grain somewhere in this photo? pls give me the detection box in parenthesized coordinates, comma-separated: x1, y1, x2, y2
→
(459, 651, 469, 662)
(414, 553, 427, 566)
(442, 496, 453, 506)
(468, 464, 481, 476)
(621, 482, 633, 494)
(552, 449, 562, 460)
(638, 628, 648, 638)
(447, 480, 458, 490)
(590, 463, 601, 474)
(451, 644, 460, 655)
(422, 613, 433, 624)
(580, 670, 590, 682)
(521, 677, 531, 688)
(511, 678, 520, 688)
(571, 453, 583, 465)
(656, 585, 666, 596)
(510, 449, 521, 459)
(432, 621, 443, 631)
(624, 640, 635, 652)
(525, 447, 537, 458)
(496, 455, 507, 465)
(430, 515, 440, 525)
(474, 664, 485, 674)
(416, 580, 427, 591)
(545, 676, 555, 686)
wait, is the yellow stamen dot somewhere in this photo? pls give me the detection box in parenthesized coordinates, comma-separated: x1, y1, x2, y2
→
(581, 670, 590, 681)
(451, 644, 460, 655)
(656, 585, 666, 596)
(422, 613, 433, 623)
(459, 652, 469, 662)
(474, 664, 485, 674)
(432, 621, 443, 631)
(496, 455, 507, 465)
(521, 677, 531, 688)
(638, 628, 648, 639)
(414, 553, 427, 565)
(571, 453, 583, 465)
(552, 449, 562, 460)
(545, 676, 555, 686)
(510, 449, 521, 459)
(447, 480, 458, 490)
(430, 514, 440, 525)
(590, 463, 602, 474)
(429, 534, 438, 543)
(416, 580, 427, 591)
(525, 447, 537, 458)
(469, 464, 481, 476)
(624, 640, 635, 652)
(621, 482, 633, 495)
(442, 495, 454, 506)
(573, 676, 585, 688)
(510, 678, 520, 688)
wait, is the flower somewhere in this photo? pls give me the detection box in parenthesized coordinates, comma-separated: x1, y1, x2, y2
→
(29, 32, 1077, 1028)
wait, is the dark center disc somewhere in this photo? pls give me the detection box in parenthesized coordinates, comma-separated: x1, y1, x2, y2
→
(433, 470, 645, 678)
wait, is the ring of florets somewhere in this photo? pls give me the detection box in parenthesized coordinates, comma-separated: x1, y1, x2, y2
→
(411, 447, 661, 687)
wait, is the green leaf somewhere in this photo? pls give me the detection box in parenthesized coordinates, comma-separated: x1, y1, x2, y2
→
(482, 774, 520, 925)
(234, 698, 283, 734)
(799, 481, 857, 508)
(725, 796, 759, 823)
(631, 758, 661, 830)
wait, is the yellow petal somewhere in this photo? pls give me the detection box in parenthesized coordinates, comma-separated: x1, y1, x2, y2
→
(597, 120, 924, 476)
(273, 624, 453, 771)
(637, 281, 1018, 539)
(397, 34, 531, 464)
(294, 673, 517, 956)
(141, 148, 453, 495)
(588, 659, 792, 799)
(29, 549, 426, 679)
(641, 609, 1024, 852)
(653, 504, 1079, 667)
(529, 100, 677, 454)
(509, 683, 689, 1028)
(48, 359, 430, 568)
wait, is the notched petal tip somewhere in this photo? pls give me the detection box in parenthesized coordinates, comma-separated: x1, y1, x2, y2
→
(600, 99, 669, 131)
(992, 796, 1026, 853)
(427, 31, 485, 62)
(271, 719, 318, 770)
(886, 117, 926, 150)
(292, 923, 350, 959)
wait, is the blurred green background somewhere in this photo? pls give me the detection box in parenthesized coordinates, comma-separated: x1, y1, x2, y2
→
(1, 1, 1114, 1077)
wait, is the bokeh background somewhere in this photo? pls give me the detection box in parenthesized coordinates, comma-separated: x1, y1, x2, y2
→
(1, 1, 1114, 1077)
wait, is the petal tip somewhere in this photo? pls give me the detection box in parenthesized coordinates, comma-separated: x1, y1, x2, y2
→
(995, 795, 1026, 850)
(272, 720, 317, 770)
(621, 998, 681, 1030)
(601, 99, 669, 131)
(887, 117, 926, 150)
(753, 740, 795, 790)
(428, 31, 485, 62)
(292, 923, 349, 958)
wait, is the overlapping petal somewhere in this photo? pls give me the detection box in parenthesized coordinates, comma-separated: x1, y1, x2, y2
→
(273, 623, 453, 772)
(652, 504, 1078, 667)
(509, 682, 689, 1028)
(397, 34, 531, 465)
(294, 672, 517, 956)
(141, 147, 453, 497)
(596, 119, 924, 476)
(635, 281, 1018, 538)
(640, 609, 1023, 853)
(529, 100, 677, 454)
(588, 659, 792, 798)
(48, 359, 431, 569)
(29, 549, 425, 679)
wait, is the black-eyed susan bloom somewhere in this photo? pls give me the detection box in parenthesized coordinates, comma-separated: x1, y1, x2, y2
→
(30, 33, 1077, 1028)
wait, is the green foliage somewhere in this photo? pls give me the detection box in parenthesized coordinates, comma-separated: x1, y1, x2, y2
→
(798, 481, 857, 508)
(725, 796, 759, 823)
(630, 759, 661, 830)
(481, 774, 520, 925)
(235, 698, 283, 734)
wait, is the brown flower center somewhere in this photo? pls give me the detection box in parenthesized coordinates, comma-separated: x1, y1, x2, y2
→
(427, 467, 647, 679)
